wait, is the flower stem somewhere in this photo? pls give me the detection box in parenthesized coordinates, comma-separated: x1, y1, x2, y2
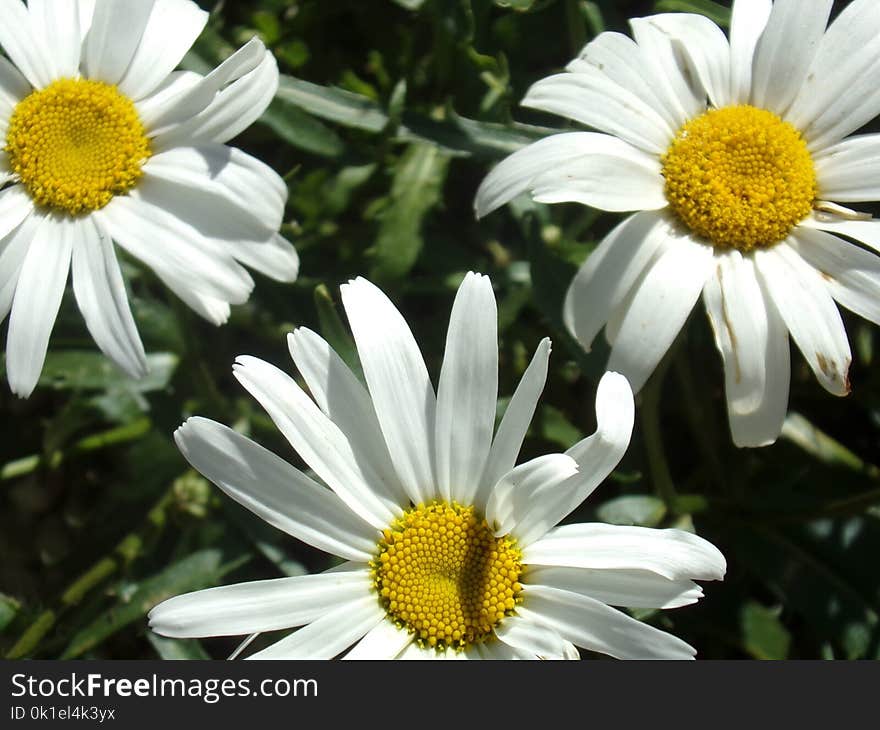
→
(4, 488, 174, 659)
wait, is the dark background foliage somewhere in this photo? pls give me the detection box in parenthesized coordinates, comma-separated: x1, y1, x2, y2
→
(1, 0, 877, 660)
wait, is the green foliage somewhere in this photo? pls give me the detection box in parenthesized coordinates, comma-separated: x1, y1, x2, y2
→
(2, 0, 879, 662)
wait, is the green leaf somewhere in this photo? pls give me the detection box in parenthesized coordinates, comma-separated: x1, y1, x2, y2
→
(275, 74, 558, 159)
(596, 495, 667, 527)
(371, 143, 450, 280)
(781, 412, 879, 476)
(653, 0, 730, 25)
(259, 99, 344, 158)
(534, 405, 583, 450)
(0, 594, 20, 633)
(37, 352, 178, 393)
(494, 0, 536, 10)
(60, 549, 243, 659)
(146, 633, 210, 661)
(741, 601, 791, 660)
(314, 284, 362, 377)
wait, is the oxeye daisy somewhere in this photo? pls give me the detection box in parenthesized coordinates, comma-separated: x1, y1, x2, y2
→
(475, 0, 880, 447)
(148, 273, 725, 660)
(0, 0, 298, 397)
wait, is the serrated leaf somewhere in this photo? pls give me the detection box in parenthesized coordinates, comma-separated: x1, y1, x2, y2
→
(371, 143, 450, 280)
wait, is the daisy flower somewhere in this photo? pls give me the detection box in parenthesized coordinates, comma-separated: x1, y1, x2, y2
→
(148, 273, 725, 660)
(475, 0, 880, 447)
(0, 0, 298, 397)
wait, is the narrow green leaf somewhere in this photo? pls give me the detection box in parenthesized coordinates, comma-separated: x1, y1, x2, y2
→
(654, 0, 730, 25)
(314, 284, 362, 377)
(371, 143, 450, 280)
(37, 352, 178, 393)
(146, 633, 210, 661)
(60, 549, 242, 659)
(259, 99, 344, 158)
(0, 594, 20, 633)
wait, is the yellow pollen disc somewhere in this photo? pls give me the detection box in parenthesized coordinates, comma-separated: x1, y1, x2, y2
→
(5, 78, 150, 216)
(371, 502, 523, 652)
(661, 105, 817, 252)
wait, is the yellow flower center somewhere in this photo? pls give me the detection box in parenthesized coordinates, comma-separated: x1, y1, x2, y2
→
(372, 501, 523, 652)
(5, 78, 151, 216)
(661, 105, 817, 252)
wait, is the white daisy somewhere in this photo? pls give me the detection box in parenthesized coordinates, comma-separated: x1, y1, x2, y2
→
(148, 273, 725, 660)
(0, 0, 299, 397)
(475, 0, 880, 448)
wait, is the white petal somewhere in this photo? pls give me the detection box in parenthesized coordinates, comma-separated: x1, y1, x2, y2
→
(83, 0, 156, 85)
(141, 37, 266, 134)
(628, 17, 704, 123)
(246, 595, 384, 660)
(522, 73, 674, 155)
(27, 0, 81, 79)
(435, 273, 497, 504)
(154, 50, 278, 147)
(729, 0, 773, 104)
(755, 244, 851, 396)
(607, 233, 715, 393)
(0, 185, 36, 242)
(135, 69, 202, 122)
(519, 587, 696, 660)
(529, 145, 666, 212)
(524, 523, 727, 581)
(6, 214, 72, 397)
(494, 615, 572, 660)
(568, 31, 691, 130)
(564, 211, 669, 353)
(801, 215, 880, 256)
(0, 213, 37, 323)
(141, 146, 284, 241)
(71, 216, 147, 379)
(340, 278, 436, 506)
(486, 453, 580, 539)
(148, 571, 371, 638)
(750, 0, 832, 116)
(150, 266, 231, 326)
(814, 134, 880, 202)
(702, 251, 767, 417)
(0, 56, 30, 132)
(96, 190, 254, 304)
(287, 328, 408, 506)
(512, 371, 634, 547)
(479, 338, 550, 502)
(726, 275, 791, 449)
(787, 227, 880, 326)
(230, 233, 299, 284)
(645, 12, 732, 109)
(232, 355, 400, 530)
(785, 0, 880, 150)
(343, 620, 413, 660)
(118, 0, 208, 100)
(174, 417, 379, 562)
(475, 132, 654, 219)
(526, 566, 703, 609)
(0, 0, 51, 88)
